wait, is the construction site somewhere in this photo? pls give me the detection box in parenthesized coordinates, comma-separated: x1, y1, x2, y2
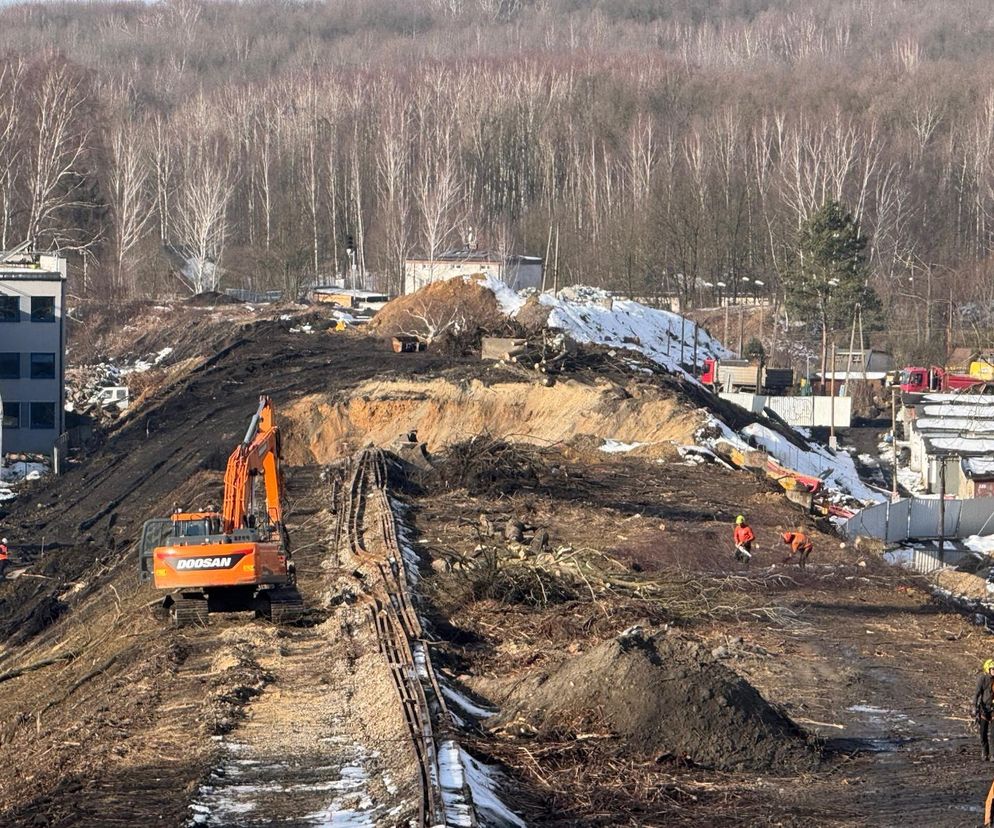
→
(1, 280, 993, 828)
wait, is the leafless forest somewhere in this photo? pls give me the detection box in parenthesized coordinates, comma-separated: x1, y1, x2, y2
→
(2, 0, 994, 354)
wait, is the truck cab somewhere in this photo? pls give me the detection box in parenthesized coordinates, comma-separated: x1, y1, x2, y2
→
(899, 367, 933, 393)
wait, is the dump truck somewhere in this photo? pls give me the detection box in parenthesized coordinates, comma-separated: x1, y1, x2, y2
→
(701, 358, 794, 394)
(137, 395, 303, 626)
(898, 366, 987, 394)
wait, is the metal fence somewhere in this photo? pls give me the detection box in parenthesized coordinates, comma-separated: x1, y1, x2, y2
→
(844, 496, 994, 541)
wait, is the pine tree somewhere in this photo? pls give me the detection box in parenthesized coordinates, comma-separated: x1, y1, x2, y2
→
(785, 201, 882, 377)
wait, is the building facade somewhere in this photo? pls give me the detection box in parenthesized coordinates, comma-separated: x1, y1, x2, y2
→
(403, 248, 543, 295)
(0, 253, 67, 455)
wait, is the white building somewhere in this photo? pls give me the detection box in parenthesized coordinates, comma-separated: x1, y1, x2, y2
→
(404, 248, 543, 295)
(0, 249, 67, 456)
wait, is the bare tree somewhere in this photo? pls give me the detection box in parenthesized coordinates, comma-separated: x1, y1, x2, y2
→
(24, 58, 92, 247)
(416, 129, 465, 285)
(107, 113, 153, 295)
(173, 141, 234, 294)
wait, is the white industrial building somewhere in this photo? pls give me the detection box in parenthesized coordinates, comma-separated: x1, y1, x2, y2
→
(404, 248, 543, 295)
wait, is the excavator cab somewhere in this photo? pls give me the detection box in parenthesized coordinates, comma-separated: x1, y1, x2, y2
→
(138, 518, 174, 583)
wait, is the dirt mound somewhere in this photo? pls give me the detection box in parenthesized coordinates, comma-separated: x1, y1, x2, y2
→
(369, 277, 513, 344)
(514, 293, 553, 334)
(183, 290, 242, 306)
(498, 629, 818, 772)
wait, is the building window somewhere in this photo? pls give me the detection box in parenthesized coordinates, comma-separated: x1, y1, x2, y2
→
(29, 402, 55, 430)
(30, 296, 55, 322)
(1, 401, 18, 429)
(0, 295, 17, 322)
(0, 352, 18, 379)
(30, 352, 55, 379)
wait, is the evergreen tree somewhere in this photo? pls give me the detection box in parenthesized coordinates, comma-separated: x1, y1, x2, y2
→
(785, 201, 882, 376)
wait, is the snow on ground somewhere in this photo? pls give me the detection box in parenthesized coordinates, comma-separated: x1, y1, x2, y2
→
(0, 461, 49, 502)
(440, 681, 497, 720)
(740, 422, 885, 504)
(476, 276, 731, 381)
(599, 439, 643, 454)
(964, 535, 994, 556)
(119, 346, 174, 375)
(438, 741, 525, 828)
(882, 546, 916, 568)
(537, 286, 730, 380)
(878, 439, 924, 494)
(189, 740, 399, 827)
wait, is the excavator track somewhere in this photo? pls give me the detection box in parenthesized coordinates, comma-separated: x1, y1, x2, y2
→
(260, 586, 305, 625)
(169, 595, 209, 628)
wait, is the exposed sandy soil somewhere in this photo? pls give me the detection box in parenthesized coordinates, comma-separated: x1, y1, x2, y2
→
(280, 376, 705, 464)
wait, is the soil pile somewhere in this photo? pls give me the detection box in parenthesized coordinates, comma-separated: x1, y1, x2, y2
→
(369, 277, 513, 344)
(498, 628, 818, 772)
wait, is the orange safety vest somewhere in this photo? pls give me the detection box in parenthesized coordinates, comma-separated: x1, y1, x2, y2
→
(734, 525, 755, 545)
(986, 777, 994, 826)
(0, 544, 8, 561)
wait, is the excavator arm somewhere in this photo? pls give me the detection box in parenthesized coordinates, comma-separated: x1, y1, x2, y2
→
(221, 395, 283, 536)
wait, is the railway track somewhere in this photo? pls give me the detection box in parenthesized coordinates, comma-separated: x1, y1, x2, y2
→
(340, 448, 467, 828)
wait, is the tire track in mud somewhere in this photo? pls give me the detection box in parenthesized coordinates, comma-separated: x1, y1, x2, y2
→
(184, 465, 421, 826)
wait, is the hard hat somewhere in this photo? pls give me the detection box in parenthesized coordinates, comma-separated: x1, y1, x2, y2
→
(781, 531, 793, 542)
(985, 659, 994, 673)
(735, 515, 745, 525)
(1, 538, 6, 544)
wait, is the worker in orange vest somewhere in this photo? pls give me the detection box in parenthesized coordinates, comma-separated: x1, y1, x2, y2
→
(0, 537, 9, 581)
(733, 515, 755, 563)
(781, 531, 813, 570)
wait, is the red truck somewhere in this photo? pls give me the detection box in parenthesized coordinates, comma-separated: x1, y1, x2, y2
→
(899, 366, 986, 393)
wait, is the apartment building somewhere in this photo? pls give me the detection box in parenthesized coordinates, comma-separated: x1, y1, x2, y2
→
(0, 251, 67, 456)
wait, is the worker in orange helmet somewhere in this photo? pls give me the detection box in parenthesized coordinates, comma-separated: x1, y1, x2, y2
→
(733, 515, 755, 563)
(780, 530, 813, 570)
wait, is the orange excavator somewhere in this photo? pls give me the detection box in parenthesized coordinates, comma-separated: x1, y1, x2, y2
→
(137, 395, 303, 626)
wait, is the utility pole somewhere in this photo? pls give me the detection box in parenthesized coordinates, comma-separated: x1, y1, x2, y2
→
(738, 308, 744, 356)
(938, 458, 946, 565)
(724, 305, 729, 346)
(891, 386, 899, 500)
(829, 342, 837, 450)
(946, 292, 954, 357)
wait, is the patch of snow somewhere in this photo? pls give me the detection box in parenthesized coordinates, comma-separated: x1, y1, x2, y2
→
(1, 461, 48, 484)
(478, 280, 730, 382)
(882, 546, 916, 567)
(599, 439, 643, 454)
(476, 274, 527, 316)
(964, 535, 994, 556)
(459, 745, 527, 828)
(740, 422, 884, 504)
(441, 682, 497, 720)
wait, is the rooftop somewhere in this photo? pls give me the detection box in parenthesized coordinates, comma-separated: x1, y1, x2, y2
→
(407, 248, 542, 264)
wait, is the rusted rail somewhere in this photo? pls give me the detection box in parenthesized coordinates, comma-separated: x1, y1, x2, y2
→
(340, 448, 454, 827)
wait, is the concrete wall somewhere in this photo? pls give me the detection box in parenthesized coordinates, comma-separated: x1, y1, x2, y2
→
(0, 273, 65, 455)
